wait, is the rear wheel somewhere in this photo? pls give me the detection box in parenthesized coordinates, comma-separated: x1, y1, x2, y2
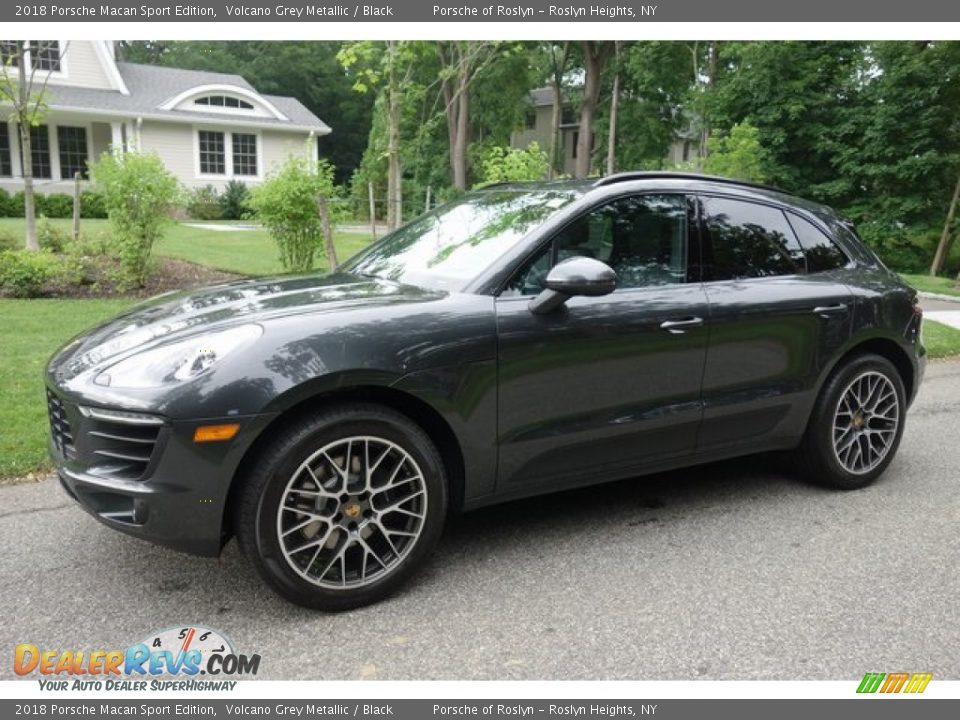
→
(798, 354, 905, 489)
(235, 404, 447, 610)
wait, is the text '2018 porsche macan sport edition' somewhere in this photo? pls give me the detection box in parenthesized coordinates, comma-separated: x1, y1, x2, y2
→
(46, 173, 925, 610)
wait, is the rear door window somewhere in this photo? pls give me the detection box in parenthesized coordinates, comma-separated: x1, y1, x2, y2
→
(702, 197, 804, 281)
(786, 212, 849, 272)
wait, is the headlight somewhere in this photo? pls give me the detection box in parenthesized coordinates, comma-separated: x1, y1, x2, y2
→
(93, 325, 262, 389)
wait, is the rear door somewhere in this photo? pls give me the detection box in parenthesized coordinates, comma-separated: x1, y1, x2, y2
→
(697, 195, 853, 451)
(494, 194, 710, 492)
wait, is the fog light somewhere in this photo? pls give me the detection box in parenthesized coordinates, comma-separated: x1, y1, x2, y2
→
(193, 423, 241, 443)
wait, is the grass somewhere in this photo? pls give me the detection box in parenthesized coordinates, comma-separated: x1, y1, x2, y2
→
(0, 218, 373, 277)
(924, 320, 960, 359)
(0, 298, 135, 480)
(900, 273, 960, 298)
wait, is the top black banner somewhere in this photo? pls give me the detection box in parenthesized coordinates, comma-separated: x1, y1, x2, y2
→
(5, 0, 960, 23)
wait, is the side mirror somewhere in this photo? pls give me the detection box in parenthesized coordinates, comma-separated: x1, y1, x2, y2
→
(529, 256, 617, 315)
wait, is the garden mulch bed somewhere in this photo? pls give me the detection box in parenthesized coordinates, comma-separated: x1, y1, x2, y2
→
(46, 257, 242, 299)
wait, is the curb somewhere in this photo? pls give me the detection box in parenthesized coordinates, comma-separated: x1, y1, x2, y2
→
(918, 291, 960, 304)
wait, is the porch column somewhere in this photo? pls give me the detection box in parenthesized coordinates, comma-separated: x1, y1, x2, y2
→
(110, 121, 123, 154)
(8, 120, 22, 178)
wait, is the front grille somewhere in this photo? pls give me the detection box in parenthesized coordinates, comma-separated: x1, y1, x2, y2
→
(47, 390, 77, 460)
(85, 416, 162, 480)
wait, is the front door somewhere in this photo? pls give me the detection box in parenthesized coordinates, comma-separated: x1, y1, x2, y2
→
(495, 193, 710, 492)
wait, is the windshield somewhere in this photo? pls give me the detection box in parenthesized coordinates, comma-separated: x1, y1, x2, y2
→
(343, 189, 581, 291)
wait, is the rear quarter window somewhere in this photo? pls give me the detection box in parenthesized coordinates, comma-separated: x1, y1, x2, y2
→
(786, 213, 849, 272)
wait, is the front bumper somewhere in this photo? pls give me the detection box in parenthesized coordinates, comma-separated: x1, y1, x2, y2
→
(47, 385, 276, 557)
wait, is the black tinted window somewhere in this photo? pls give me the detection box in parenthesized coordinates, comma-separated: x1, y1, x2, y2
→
(703, 197, 803, 280)
(787, 213, 848, 272)
(506, 194, 688, 295)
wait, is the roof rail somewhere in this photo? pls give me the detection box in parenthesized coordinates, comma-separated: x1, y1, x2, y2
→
(593, 171, 788, 195)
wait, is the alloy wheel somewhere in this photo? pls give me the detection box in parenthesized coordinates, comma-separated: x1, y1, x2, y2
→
(831, 371, 900, 475)
(276, 436, 427, 588)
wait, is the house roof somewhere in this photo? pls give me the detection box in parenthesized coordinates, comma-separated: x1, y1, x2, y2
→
(530, 87, 554, 107)
(42, 62, 331, 134)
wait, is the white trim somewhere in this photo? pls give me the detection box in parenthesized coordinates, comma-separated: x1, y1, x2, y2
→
(0, 120, 18, 179)
(192, 125, 264, 182)
(52, 121, 94, 181)
(159, 84, 289, 121)
(92, 40, 129, 95)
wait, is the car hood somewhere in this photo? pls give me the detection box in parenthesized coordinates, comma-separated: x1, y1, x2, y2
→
(48, 272, 445, 382)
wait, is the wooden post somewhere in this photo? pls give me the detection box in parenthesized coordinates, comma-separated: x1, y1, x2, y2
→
(72, 172, 81, 242)
(368, 181, 377, 241)
(931, 172, 960, 276)
(425, 185, 432, 214)
(317, 195, 339, 272)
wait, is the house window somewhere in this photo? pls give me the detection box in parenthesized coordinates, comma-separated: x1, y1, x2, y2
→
(0, 41, 19, 67)
(21, 125, 51, 179)
(571, 131, 579, 159)
(31, 41, 61, 72)
(232, 133, 257, 176)
(57, 126, 88, 180)
(525, 109, 537, 130)
(561, 105, 577, 126)
(0, 124, 12, 177)
(198, 130, 225, 174)
(195, 96, 254, 110)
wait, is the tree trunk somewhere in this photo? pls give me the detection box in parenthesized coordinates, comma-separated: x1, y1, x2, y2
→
(18, 49, 39, 252)
(440, 43, 471, 192)
(931, 172, 960, 276)
(317, 195, 339, 271)
(575, 42, 612, 179)
(606, 42, 621, 177)
(451, 72, 469, 191)
(386, 41, 402, 230)
(547, 42, 570, 180)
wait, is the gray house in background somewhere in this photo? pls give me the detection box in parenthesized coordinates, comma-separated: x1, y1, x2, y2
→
(0, 41, 331, 194)
(510, 87, 699, 176)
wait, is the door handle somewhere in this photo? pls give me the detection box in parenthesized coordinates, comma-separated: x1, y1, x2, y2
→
(660, 317, 704, 334)
(812, 303, 848, 317)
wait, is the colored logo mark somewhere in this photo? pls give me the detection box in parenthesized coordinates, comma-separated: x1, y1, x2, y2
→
(857, 672, 932, 694)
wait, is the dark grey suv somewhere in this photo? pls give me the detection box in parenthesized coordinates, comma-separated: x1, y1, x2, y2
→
(46, 172, 925, 610)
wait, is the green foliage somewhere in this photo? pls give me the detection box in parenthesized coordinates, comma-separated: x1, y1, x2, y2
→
(219, 180, 250, 221)
(0, 229, 19, 251)
(37, 217, 69, 253)
(702, 122, 772, 182)
(0, 249, 60, 297)
(39, 193, 74, 219)
(186, 185, 223, 221)
(0, 190, 15, 218)
(475, 143, 550, 186)
(89, 151, 181, 288)
(80, 191, 108, 219)
(8, 192, 26, 218)
(246, 156, 340, 272)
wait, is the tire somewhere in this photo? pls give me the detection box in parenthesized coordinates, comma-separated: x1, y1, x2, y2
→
(797, 353, 906, 490)
(235, 403, 448, 611)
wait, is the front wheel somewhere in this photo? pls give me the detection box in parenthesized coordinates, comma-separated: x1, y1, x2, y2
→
(797, 354, 906, 490)
(235, 404, 448, 611)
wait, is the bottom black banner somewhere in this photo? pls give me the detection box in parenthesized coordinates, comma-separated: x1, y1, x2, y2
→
(3, 699, 958, 720)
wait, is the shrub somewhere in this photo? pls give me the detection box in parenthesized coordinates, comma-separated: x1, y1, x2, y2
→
(9, 192, 26, 218)
(186, 185, 223, 221)
(475, 143, 550, 187)
(702, 122, 772, 183)
(42, 193, 74, 219)
(219, 180, 249, 220)
(80, 191, 108, 219)
(37, 218, 70, 253)
(0, 249, 61, 297)
(0, 229, 19, 251)
(0, 189, 14, 218)
(247, 157, 340, 272)
(89, 151, 181, 288)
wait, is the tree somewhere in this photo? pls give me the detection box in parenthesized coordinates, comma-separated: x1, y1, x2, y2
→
(931, 173, 960, 276)
(702, 122, 771, 182)
(605, 42, 622, 176)
(575, 42, 615, 178)
(541, 42, 571, 178)
(475, 143, 549, 186)
(0, 41, 63, 251)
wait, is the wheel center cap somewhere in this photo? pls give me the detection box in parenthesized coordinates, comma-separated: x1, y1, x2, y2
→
(852, 412, 864, 428)
(343, 502, 362, 519)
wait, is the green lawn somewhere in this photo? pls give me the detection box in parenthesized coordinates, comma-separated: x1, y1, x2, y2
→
(924, 319, 960, 359)
(0, 218, 373, 276)
(900, 273, 960, 298)
(0, 298, 135, 480)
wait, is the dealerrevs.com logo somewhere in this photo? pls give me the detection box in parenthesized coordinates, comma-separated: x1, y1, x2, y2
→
(14, 626, 260, 691)
(857, 672, 933, 694)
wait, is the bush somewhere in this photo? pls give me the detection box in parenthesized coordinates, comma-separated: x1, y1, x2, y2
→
(186, 185, 223, 221)
(0, 229, 19, 251)
(474, 143, 549, 187)
(37, 218, 70, 253)
(9, 192, 26, 218)
(41, 193, 74, 219)
(89, 151, 181, 288)
(247, 157, 340, 272)
(219, 180, 249, 220)
(702, 122, 772, 183)
(0, 189, 14, 218)
(0, 249, 61, 297)
(80, 191, 108, 219)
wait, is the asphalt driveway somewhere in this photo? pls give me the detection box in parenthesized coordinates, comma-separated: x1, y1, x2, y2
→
(1, 360, 958, 681)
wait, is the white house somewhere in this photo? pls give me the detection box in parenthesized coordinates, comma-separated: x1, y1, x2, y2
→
(0, 41, 332, 194)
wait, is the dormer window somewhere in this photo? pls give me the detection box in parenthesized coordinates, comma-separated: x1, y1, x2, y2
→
(32, 41, 61, 72)
(194, 95, 254, 110)
(0, 41, 19, 67)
